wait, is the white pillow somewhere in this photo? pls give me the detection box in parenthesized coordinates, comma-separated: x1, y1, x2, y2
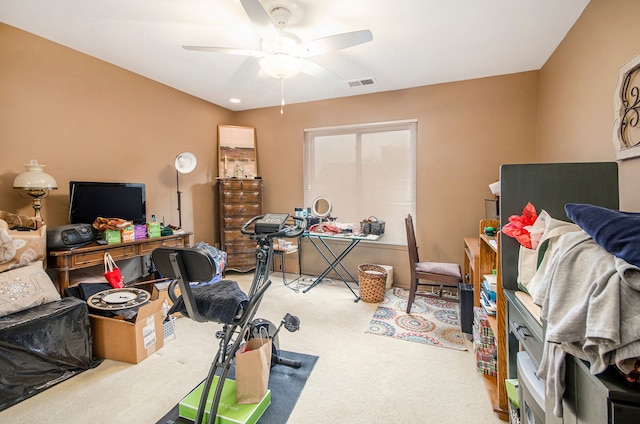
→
(0, 261, 61, 317)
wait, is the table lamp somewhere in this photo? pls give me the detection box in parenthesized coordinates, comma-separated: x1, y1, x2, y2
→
(13, 160, 58, 222)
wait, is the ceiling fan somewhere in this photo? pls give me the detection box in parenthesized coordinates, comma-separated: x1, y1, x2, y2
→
(182, 0, 373, 81)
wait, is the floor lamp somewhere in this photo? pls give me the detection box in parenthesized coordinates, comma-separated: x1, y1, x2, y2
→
(174, 152, 197, 228)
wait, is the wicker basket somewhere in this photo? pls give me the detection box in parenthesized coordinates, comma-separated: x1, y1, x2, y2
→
(358, 264, 388, 303)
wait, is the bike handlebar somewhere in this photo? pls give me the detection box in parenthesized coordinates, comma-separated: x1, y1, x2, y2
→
(241, 215, 306, 239)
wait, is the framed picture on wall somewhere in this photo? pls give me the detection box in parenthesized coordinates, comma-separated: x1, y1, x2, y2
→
(613, 52, 640, 160)
(218, 125, 258, 178)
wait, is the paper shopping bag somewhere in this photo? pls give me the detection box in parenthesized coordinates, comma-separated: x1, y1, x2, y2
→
(235, 337, 272, 404)
(103, 252, 124, 288)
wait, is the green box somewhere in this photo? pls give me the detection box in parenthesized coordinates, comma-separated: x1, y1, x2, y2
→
(179, 377, 270, 424)
(147, 222, 161, 238)
(102, 229, 121, 244)
(505, 378, 519, 408)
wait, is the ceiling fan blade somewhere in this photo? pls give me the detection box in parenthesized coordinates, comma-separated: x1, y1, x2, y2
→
(297, 29, 373, 58)
(228, 57, 262, 91)
(300, 59, 341, 80)
(240, 0, 279, 42)
(182, 45, 265, 57)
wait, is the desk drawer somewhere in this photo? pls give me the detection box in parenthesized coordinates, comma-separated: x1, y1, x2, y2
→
(139, 237, 186, 255)
(508, 298, 544, 367)
(72, 245, 136, 267)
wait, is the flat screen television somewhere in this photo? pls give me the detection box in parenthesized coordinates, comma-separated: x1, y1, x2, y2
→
(69, 181, 146, 225)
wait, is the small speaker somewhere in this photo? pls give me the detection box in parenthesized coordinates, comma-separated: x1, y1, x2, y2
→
(47, 224, 95, 250)
(459, 283, 474, 335)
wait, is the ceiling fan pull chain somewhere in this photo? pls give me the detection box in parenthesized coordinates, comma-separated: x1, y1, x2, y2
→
(280, 77, 286, 115)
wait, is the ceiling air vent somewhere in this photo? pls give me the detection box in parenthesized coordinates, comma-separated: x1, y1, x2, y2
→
(346, 78, 376, 88)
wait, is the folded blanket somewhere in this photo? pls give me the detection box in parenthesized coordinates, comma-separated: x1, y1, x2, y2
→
(169, 279, 248, 324)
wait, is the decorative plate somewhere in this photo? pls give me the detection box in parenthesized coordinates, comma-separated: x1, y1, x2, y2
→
(87, 288, 151, 311)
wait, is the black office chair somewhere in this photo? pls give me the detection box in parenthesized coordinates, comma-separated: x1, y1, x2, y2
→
(405, 214, 462, 313)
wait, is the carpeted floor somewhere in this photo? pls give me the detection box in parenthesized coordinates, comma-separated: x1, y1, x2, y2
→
(157, 350, 318, 424)
(365, 287, 467, 351)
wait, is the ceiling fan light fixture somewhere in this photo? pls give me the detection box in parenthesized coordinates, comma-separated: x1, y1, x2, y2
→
(259, 52, 302, 78)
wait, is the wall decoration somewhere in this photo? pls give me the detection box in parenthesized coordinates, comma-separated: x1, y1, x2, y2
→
(613, 52, 640, 160)
(218, 125, 257, 178)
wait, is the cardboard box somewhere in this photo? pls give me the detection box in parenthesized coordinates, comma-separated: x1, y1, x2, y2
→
(89, 298, 164, 363)
(147, 222, 161, 238)
(103, 229, 121, 244)
(121, 225, 135, 242)
(179, 376, 271, 424)
(134, 225, 147, 240)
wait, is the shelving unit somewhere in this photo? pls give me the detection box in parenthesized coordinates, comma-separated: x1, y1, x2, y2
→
(474, 219, 508, 421)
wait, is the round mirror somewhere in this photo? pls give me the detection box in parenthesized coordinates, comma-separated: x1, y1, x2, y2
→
(312, 196, 332, 218)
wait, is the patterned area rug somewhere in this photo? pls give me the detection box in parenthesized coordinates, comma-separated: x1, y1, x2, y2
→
(365, 287, 467, 351)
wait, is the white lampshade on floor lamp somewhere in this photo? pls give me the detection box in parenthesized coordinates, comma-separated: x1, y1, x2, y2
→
(174, 152, 197, 228)
(13, 160, 58, 222)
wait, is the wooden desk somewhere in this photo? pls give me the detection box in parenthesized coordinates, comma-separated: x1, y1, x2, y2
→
(463, 237, 480, 305)
(48, 233, 191, 295)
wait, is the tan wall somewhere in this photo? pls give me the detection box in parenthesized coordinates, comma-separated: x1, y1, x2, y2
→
(1, 22, 541, 288)
(237, 73, 539, 284)
(0, 23, 234, 247)
(537, 0, 640, 210)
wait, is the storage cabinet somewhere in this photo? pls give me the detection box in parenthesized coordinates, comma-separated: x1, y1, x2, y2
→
(218, 178, 262, 272)
(499, 162, 640, 424)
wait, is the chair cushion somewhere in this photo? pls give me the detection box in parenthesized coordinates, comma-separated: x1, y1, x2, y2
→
(168, 279, 248, 324)
(416, 261, 461, 278)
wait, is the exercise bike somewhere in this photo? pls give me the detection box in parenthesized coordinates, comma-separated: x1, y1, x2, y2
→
(151, 213, 305, 424)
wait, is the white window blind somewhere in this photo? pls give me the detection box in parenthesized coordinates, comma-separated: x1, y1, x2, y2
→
(304, 120, 417, 244)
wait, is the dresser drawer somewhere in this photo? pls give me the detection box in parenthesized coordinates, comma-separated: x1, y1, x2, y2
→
(223, 230, 254, 244)
(223, 216, 254, 230)
(220, 180, 262, 191)
(221, 191, 261, 203)
(222, 203, 261, 217)
(223, 240, 256, 254)
(508, 297, 544, 367)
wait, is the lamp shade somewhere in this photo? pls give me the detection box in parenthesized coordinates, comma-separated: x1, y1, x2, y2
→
(260, 53, 302, 79)
(13, 160, 58, 190)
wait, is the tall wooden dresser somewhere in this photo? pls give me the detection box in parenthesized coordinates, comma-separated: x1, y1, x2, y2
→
(218, 178, 262, 272)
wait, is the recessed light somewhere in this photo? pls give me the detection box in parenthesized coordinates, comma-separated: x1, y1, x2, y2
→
(229, 98, 241, 104)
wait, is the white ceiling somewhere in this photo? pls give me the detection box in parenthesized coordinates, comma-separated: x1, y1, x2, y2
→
(0, 0, 590, 111)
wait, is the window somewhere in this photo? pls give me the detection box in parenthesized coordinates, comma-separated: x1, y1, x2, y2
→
(303, 120, 416, 244)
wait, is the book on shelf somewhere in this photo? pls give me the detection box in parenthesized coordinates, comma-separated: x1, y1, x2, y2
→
(483, 273, 497, 290)
(480, 290, 496, 316)
(481, 280, 496, 301)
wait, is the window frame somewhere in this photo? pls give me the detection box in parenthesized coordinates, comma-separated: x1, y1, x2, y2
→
(303, 119, 417, 245)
